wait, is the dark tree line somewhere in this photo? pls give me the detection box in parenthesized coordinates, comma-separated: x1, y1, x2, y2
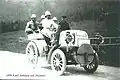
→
(0, 20, 27, 33)
(0, 0, 119, 36)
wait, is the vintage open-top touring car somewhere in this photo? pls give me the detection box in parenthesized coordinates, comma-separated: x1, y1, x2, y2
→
(24, 29, 100, 75)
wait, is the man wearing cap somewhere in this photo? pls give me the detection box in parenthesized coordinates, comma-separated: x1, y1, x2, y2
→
(54, 16, 70, 44)
(25, 14, 40, 35)
(59, 16, 70, 31)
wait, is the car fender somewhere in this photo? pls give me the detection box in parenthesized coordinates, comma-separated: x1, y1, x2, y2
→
(31, 40, 47, 56)
(47, 45, 59, 64)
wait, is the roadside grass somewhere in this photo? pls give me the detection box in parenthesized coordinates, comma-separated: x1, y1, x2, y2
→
(0, 31, 27, 54)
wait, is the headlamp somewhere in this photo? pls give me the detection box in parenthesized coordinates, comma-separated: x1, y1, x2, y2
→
(65, 32, 74, 43)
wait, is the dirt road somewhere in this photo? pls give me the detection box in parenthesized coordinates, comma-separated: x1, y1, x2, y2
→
(0, 51, 120, 80)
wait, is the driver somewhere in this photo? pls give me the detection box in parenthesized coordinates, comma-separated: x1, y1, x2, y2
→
(25, 14, 40, 35)
(41, 10, 58, 46)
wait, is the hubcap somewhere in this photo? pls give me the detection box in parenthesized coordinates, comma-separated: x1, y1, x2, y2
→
(53, 53, 63, 71)
(87, 63, 95, 70)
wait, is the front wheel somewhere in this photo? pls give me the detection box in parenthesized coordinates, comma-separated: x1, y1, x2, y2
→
(51, 49, 66, 76)
(84, 52, 99, 73)
(26, 41, 38, 65)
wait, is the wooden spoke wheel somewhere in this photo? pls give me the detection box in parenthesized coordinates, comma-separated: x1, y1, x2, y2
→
(51, 49, 66, 75)
(26, 41, 38, 65)
(84, 52, 99, 73)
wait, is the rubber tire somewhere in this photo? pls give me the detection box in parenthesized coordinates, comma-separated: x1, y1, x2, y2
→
(26, 41, 38, 65)
(51, 49, 66, 76)
(84, 52, 99, 73)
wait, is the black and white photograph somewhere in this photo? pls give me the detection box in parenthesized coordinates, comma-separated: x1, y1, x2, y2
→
(0, 0, 120, 80)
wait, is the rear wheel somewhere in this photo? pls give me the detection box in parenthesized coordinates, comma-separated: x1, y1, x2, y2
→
(84, 52, 99, 73)
(51, 49, 66, 75)
(26, 41, 38, 65)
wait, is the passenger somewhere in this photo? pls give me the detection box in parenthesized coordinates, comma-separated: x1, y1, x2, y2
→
(51, 17, 60, 44)
(41, 10, 58, 45)
(52, 17, 59, 32)
(52, 17, 58, 24)
(40, 15, 45, 21)
(39, 15, 45, 30)
(25, 14, 40, 35)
